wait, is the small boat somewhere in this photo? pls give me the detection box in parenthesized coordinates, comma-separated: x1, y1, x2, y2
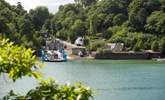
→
(156, 58, 165, 62)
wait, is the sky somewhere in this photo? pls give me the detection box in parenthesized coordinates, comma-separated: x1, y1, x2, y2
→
(5, 0, 75, 13)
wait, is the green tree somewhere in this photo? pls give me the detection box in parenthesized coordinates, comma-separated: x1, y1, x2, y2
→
(0, 38, 42, 81)
(14, 2, 26, 15)
(128, 0, 161, 30)
(41, 19, 54, 34)
(160, 39, 165, 54)
(71, 19, 86, 37)
(151, 41, 160, 52)
(112, 13, 127, 25)
(0, 17, 10, 34)
(133, 40, 143, 51)
(145, 11, 165, 34)
(89, 15, 97, 34)
(18, 14, 34, 36)
(75, 0, 96, 7)
(29, 6, 50, 30)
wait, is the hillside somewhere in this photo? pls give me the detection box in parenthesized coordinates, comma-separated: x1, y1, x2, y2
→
(0, 0, 165, 52)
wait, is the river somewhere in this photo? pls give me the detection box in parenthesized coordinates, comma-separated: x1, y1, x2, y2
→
(0, 59, 165, 100)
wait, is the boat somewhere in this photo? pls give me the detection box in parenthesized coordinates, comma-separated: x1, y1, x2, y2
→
(155, 58, 165, 62)
(41, 49, 67, 62)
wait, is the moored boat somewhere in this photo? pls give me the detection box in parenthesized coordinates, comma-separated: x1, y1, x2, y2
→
(41, 50, 67, 62)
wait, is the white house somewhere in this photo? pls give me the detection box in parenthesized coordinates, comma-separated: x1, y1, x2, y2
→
(75, 37, 84, 46)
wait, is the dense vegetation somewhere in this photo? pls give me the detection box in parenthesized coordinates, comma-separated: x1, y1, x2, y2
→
(0, 0, 165, 52)
(3, 79, 93, 100)
(0, 38, 93, 100)
(0, 37, 43, 81)
(0, 0, 49, 51)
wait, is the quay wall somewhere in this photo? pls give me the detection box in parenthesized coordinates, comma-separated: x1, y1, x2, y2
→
(95, 52, 161, 59)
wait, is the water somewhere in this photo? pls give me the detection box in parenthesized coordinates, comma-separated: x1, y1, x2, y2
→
(0, 59, 165, 100)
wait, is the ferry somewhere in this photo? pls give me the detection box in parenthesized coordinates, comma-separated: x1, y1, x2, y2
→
(41, 49, 67, 62)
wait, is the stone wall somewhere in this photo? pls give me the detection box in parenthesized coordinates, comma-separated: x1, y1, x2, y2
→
(95, 52, 161, 59)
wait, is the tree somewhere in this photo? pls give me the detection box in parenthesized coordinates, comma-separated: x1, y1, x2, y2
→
(133, 40, 143, 51)
(0, 17, 10, 34)
(145, 11, 165, 34)
(128, 0, 161, 30)
(70, 19, 86, 38)
(68, 19, 87, 43)
(75, 0, 96, 7)
(30, 6, 50, 30)
(151, 41, 159, 52)
(102, 28, 113, 39)
(18, 14, 34, 36)
(160, 39, 165, 54)
(41, 19, 52, 34)
(0, 38, 42, 81)
(112, 13, 127, 25)
(15, 2, 26, 15)
(89, 15, 97, 34)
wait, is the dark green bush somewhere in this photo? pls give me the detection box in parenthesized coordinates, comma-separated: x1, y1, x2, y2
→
(151, 41, 160, 52)
(160, 38, 165, 54)
(97, 48, 112, 54)
(133, 40, 143, 51)
(89, 40, 106, 51)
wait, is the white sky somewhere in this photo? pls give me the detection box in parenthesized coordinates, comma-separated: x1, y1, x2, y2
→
(5, 0, 75, 13)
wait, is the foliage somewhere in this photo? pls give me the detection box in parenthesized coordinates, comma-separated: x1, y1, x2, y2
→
(145, 11, 165, 34)
(112, 13, 127, 25)
(133, 40, 143, 51)
(160, 38, 165, 54)
(0, 1, 50, 51)
(97, 48, 112, 54)
(128, 0, 161, 30)
(75, 0, 96, 7)
(3, 79, 93, 100)
(89, 40, 106, 51)
(0, 38, 42, 81)
(29, 6, 50, 30)
(70, 19, 87, 43)
(151, 41, 160, 52)
(101, 27, 113, 39)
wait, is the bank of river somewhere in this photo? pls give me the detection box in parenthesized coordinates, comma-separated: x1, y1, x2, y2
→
(0, 59, 165, 100)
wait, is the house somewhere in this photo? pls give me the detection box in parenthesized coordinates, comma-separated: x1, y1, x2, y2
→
(75, 37, 84, 46)
(106, 43, 124, 52)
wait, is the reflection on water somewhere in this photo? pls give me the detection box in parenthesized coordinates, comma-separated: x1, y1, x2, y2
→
(0, 60, 165, 100)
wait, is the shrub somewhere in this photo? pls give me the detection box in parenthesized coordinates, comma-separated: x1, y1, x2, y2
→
(151, 41, 160, 52)
(3, 79, 93, 100)
(102, 28, 113, 39)
(89, 40, 106, 51)
(133, 40, 143, 51)
(97, 48, 112, 54)
(160, 39, 165, 54)
(0, 38, 42, 81)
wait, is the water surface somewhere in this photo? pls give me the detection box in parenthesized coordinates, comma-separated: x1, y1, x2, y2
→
(0, 59, 165, 100)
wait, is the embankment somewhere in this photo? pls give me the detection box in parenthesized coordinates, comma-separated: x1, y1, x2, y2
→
(94, 52, 161, 60)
